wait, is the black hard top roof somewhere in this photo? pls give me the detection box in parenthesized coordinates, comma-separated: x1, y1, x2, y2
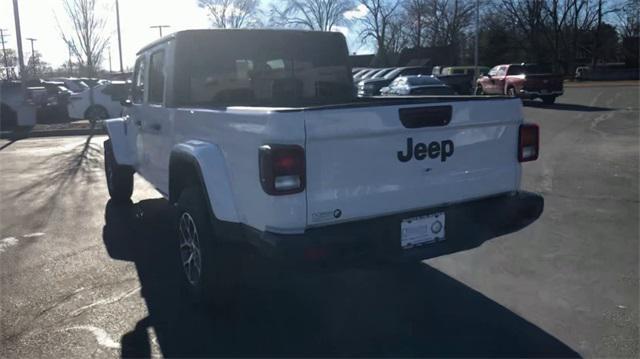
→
(136, 29, 346, 55)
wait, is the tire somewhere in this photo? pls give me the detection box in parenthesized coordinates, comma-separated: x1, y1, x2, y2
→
(507, 87, 517, 97)
(542, 96, 556, 105)
(85, 105, 109, 124)
(0, 104, 17, 131)
(475, 85, 484, 95)
(104, 140, 133, 203)
(176, 186, 217, 302)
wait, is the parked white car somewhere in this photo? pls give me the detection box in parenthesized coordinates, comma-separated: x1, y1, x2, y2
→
(67, 81, 129, 121)
(50, 77, 90, 93)
(104, 29, 543, 300)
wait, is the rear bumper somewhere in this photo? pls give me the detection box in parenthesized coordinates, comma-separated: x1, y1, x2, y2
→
(519, 89, 563, 98)
(240, 191, 543, 265)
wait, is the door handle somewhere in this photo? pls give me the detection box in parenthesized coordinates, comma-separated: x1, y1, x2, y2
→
(150, 123, 162, 131)
(134, 119, 142, 127)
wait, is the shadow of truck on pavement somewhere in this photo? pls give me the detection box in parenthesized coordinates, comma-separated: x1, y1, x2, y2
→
(102, 199, 580, 358)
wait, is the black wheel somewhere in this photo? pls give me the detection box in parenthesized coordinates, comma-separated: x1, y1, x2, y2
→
(86, 105, 109, 124)
(542, 96, 556, 105)
(104, 140, 133, 203)
(0, 104, 17, 131)
(507, 87, 517, 97)
(475, 85, 484, 95)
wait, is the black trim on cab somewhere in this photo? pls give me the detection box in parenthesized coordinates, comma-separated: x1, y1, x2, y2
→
(223, 191, 543, 266)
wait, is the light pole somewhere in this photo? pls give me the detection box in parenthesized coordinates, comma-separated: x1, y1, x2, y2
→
(115, 0, 123, 73)
(150, 25, 170, 38)
(12, 0, 25, 79)
(473, 0, 479, 92)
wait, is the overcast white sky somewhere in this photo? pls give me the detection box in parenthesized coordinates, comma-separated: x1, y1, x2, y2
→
(0, 0, 370, 71)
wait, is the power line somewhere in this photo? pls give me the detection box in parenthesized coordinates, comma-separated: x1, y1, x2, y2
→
(150, 25, 170, 38)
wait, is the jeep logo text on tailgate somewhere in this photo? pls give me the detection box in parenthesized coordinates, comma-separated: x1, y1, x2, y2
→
(398, 138, 454, 162)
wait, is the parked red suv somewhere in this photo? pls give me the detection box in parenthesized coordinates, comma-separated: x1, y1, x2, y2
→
(476, 63, 563, 104)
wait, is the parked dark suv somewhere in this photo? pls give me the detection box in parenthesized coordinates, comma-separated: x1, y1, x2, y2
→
(356, 67, 432, 97)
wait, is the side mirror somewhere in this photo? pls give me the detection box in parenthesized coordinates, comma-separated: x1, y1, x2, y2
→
(121, 98, 133, 107)
(484, 73, 491, 78)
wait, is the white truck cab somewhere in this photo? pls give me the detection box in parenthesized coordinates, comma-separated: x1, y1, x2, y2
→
(104, 29, 543, 298)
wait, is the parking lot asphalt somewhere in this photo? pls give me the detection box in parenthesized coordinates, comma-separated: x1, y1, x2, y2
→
(0, 84, 638, 358)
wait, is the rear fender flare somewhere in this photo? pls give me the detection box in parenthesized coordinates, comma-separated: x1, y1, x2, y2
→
(104, 117, 136, 166)
(170, 141, 240, 223)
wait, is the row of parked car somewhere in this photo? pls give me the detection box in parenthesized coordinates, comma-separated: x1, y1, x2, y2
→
(352, 65, 487, 97)
(353, 63, 564, 104)
(0, 77, 130, 129)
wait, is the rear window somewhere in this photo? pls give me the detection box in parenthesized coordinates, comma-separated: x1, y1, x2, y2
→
(407, 76, 442, 85)
(509, 64, 553, 75)
(174, 31, 353, 107)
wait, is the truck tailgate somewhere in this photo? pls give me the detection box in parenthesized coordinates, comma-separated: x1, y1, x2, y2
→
(303, 98, 523, 226)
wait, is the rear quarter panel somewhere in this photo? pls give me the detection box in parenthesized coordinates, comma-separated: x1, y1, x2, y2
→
(172, 108, 307, 233)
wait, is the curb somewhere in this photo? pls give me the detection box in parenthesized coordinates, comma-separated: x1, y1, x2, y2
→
(0, 128, 105, 140)
(564, 81, 639, 88)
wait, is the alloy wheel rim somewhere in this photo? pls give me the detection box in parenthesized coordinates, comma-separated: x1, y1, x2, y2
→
(178, 212, 202, 286)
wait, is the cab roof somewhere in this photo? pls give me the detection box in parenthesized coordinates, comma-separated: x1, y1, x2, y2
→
(136, 29, 347, 55)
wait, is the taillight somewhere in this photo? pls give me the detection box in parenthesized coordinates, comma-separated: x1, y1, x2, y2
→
(519, 123, 539, 162)
(259, 144, 305, 195)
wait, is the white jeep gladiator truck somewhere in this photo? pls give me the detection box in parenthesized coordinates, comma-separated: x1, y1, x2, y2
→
(103, 29, 543, 296)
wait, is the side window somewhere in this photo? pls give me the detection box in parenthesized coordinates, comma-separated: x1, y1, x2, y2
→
(496, 66, 507, 77)
(101, 85, 113, 96)
(488, 66, 498, 76)
(148, 50, 165, 104)
(110, 84, 129, 102)
(132, 57, 145, 104)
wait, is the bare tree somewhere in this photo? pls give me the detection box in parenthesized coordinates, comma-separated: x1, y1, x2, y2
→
(403, 0, 429, 47)
(59, 0, 109, 77)
(198, 0, 262, 28)
(26, 51, 52, 77)
(617, 0, 640, 37)
(270, 0, 354, 31)
(499, 0, 549, 61)
(386, 17, 410, 53)
(358, 0, 401, 65)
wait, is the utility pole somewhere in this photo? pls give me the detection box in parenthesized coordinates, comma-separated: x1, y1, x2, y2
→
(150, 25, 170, 38)
(25, 37, 36, 75)
(67, 43, 73, 76)
(115, 0, 123, 73)
(26, 37, 36, 60)
(12, 0, 25, 79)
(108, 47, 112, 73)
(0, 29, 10, 79)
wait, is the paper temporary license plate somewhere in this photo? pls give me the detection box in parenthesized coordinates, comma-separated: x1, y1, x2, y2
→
(400, 212, 445, 249)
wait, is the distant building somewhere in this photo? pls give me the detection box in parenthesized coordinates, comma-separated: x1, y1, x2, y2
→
(349, 54, 375, 68)
(395, 45, 456, 68)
